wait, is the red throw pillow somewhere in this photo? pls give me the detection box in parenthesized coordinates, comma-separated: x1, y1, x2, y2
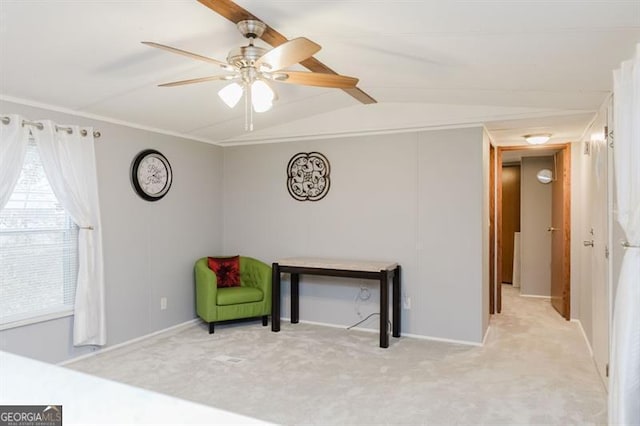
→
(207, 256, 241, 288)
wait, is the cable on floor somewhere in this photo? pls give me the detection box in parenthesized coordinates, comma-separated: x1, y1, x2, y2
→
(347, 312, 379, 330)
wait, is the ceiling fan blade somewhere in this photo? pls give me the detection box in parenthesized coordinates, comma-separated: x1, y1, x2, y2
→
(275, 71, 358, 88)
(142, 41, 232, 70)
(158, 75, 237, 87)
(197, 0, 376, 104)
(342, 88, 377, 105)
(255, 38, 321, 71)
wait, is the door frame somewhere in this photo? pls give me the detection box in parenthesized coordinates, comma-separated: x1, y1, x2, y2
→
(490, 144, 495, 314)
(494, 143, 571, 316)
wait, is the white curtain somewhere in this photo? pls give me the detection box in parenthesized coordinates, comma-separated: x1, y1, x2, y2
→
(610, 43, 640, 425)
(34, 121, 106, 346)
(0, 115, 30, 209)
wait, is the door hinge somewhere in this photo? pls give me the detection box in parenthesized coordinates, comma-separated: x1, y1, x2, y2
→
(606, 125, 614, 148)
(605, 245, 610, 259)
(606, 363, 609, 377)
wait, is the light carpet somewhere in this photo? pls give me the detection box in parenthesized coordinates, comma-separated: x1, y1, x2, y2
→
(67, 285, 607, 425)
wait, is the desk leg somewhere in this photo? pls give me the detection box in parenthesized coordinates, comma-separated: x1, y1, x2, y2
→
(271, 263, 280, 332)
(380, 270, 389, 348)
(392, 265, 401, 338)
(291, 273, 299, 324)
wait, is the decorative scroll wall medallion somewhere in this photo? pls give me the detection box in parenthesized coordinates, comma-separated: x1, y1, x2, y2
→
(287, 152, 331, 201)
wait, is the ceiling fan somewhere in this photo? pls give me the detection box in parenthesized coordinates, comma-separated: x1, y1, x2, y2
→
(143, 12, 368, 131)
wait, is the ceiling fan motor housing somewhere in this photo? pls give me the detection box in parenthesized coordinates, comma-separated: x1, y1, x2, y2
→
(227, 45, 267, 68)
(228, 20, 269, 68)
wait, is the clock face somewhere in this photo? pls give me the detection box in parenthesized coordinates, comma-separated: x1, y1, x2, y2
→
(131, 150, 172, 201)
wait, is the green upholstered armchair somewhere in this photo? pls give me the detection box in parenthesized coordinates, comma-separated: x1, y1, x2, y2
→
(195, 256, 272, 334)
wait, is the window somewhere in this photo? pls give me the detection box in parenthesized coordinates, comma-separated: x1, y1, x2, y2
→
(0, 138, 78, 327)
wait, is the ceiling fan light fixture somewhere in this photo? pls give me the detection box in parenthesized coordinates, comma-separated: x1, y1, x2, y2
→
(524, 133, 552, 145)
(252, 98, 273, 113)
(218, 82, 243, 108)
(251, 80, 275, 113)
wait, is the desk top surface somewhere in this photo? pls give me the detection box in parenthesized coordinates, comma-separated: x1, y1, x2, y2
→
(276, 257, 397, 272)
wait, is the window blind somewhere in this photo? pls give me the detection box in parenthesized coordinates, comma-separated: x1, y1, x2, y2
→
(0, 138, 78, 325)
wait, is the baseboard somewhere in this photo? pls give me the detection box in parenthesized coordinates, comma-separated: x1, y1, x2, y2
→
(403, 331, 484, 347)
(519, 294, 551, 299)
(571, 319, 608, 391)
(62, 315, 486, 365)
(570, 318, 594, 357)
(281, 317, 485, 347)
(58, 318, 200, 366)
(482, 325, 491, 346)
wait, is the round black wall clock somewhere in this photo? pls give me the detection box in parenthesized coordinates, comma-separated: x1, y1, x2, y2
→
(131, 149, 172, 201)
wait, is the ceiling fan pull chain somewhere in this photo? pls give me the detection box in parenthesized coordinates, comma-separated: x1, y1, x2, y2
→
(244, 82, 249, 131)
(245, 82, 253, 132)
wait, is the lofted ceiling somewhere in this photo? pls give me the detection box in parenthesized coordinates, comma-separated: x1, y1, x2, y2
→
(0, 0, 638, 146)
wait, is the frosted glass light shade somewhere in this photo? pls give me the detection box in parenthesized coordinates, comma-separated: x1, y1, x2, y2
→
(524, 134, 551, 145)
(218, 83, 243, 108)
(251, 80, 275, 113)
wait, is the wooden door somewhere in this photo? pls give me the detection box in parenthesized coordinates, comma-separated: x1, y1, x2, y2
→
(550, 147, 571, 319)
(501, 165, 521, 283)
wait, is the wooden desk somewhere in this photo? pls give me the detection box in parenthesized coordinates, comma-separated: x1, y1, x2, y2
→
(271, 257, 401, 348)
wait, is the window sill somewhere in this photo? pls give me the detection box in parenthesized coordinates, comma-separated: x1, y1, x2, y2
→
(0, 309, 74, 331)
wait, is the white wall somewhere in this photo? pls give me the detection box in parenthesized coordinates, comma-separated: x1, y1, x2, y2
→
(574, 139, 593, 340)
(571, 102, 610, 337)
(572, 101, 612, 384)
(223, 127, 489, 343)
(0, 100, 224, 363)
(520, 156, 554, 296)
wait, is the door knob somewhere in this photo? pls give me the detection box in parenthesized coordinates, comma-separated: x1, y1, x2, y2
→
(583, 240, 594, 247)
(547, 227, 557, 232)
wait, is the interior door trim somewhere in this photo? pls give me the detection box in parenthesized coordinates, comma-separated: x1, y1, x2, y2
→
(494, 143, 571, 317)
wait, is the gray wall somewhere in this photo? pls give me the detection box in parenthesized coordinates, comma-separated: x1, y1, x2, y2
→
(0, 104, 490, 362)
(223, 127, 489, 343)
(520, 156, 553, 296)
(0, 100, 224, 363)
(482, 130, 490, 335)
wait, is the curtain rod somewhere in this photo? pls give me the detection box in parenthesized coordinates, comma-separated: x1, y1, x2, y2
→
(1, 115, 101, 138)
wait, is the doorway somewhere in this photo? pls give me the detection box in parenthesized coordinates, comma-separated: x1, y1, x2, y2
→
(501, 164, 521, 286)
(494, 144, 571, 319)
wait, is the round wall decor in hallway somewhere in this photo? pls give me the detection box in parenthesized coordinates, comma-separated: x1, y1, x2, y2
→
(536, 168, 553, 184)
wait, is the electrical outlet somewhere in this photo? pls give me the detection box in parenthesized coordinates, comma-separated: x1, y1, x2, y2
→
(403, 295, 411, 310)
(160, 297, 167, 310)
(358, 286, 371, 301)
